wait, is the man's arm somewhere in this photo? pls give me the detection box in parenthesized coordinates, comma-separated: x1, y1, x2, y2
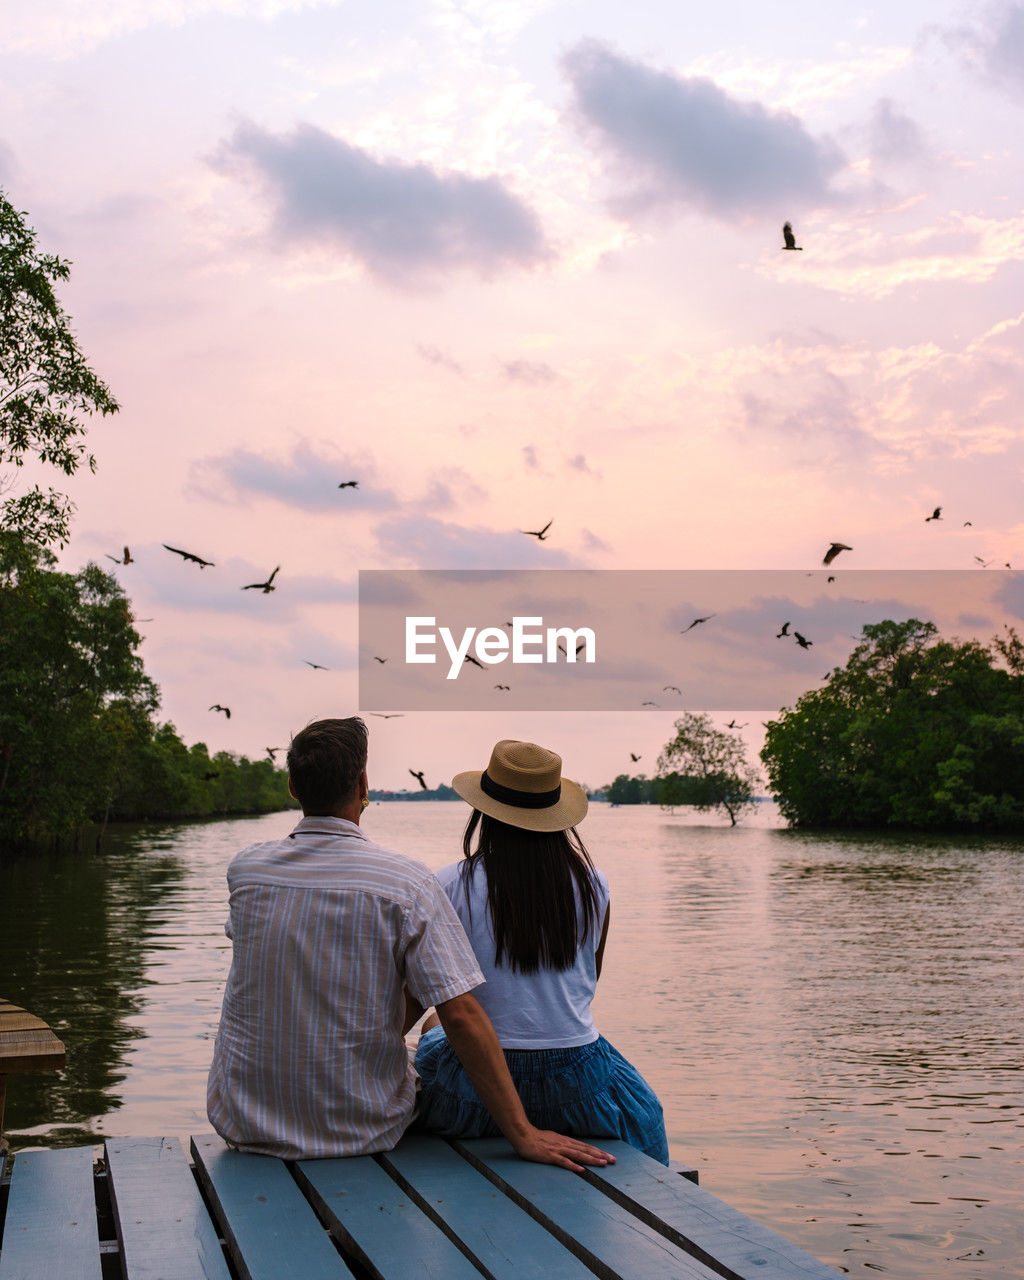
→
(435, 991, 615, 1172)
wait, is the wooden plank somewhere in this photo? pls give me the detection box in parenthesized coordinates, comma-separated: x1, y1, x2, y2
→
(294, 1151, 483, 1280)
(0, 1146, 101, 1280)
(379, 1132, 596, 1280)
(580, 1140, 845, 1280)
(0, 1028, 66, 1074)
(189, 1134, 354, 1280)
(105, 1137, 231, 1280)
(452, 1138, 723, 1280)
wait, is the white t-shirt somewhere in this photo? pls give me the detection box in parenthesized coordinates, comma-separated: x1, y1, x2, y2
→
(435, 859, 610, 1049)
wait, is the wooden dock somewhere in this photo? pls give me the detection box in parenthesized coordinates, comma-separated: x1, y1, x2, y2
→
(0, 1131, 844, 1280)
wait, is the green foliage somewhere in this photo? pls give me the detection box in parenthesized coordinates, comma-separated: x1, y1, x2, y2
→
(656, 711, 760, 825)
(1, 190, 118, 548)
(761, 618, 1024, 830)
(0, 537, 293, 846)
(605, 773, 658, 804)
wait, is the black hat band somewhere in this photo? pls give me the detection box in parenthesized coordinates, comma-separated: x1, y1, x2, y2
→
(480, 770, 562, 809)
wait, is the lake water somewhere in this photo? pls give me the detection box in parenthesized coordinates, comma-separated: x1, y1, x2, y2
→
(2, 802, 1021, 1278)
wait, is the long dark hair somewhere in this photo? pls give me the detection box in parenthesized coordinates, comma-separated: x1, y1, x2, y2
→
(459, 810, 600, 974)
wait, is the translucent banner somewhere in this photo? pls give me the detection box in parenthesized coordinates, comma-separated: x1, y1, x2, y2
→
(358, 569, 1024, 711)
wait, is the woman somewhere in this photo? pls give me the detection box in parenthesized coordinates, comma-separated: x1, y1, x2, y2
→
(414, 739, 669, 1164)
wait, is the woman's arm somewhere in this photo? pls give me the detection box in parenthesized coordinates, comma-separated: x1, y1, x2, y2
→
(595, 903, 610, 981)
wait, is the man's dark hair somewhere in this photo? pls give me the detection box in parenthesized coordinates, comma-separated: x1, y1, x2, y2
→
(287, 718, 368, 813)
(458, 811, 600, 974)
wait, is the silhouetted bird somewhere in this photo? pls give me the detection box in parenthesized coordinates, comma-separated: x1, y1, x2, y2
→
(106, 546, 132, 565)
(370, 713, 404, 718)
(521, 520, 552, 540)
(726, 719, 747, 729)
(409, 769, 428, 790)
(681, 614, 715, 633)
(827, 575, 836, 583)
(963, 521, 972, 527)
(557, 640, 587, 656)
(265, 747, 281, 762)
(782, 222, 803, 250)
(304, 660, 328, 670)
(464, 654, 484, 668)
(663, 685, 681, 693)
(925, 507, 942, 522)
(794, 632, 813, 649)
(164, 544, 214, 568)
(641, 700, 658, 707)
(974, 556, 992, 567)
(822, 542, 852, 567)
(776, 621, 791, 638)
(494, 684, 510, 691)
(338, 481, 359, 489)
(630, 753, 641, 762)
(373, 656, 388, 663)
(243, 566, 280, 593)
(209, 704, 231, 718)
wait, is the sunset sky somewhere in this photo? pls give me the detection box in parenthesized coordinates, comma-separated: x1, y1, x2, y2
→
(4, 0, 1024, 791)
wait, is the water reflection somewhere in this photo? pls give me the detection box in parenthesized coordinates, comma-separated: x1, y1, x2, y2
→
(0, 829, 186, 1141)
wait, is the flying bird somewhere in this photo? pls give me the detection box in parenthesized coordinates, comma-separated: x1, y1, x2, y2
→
(776, 621, 791, 638)
(822, 542, 852, 567)
(963, 521, 972, 527)
(209, 704, 231, 718)
(681, 614, 715, 633)
(521, 520, 552, 540)
(794, 632, 813, 649)
(630, 753, 641, 762)
(265, 747, 281, 762)
(369, 712, 404, 719)
(242, 566, 280, 593)
(663, 685, 682, 694)
(409, 769, 428, 790)
(494, 684, 510, 691)
(782, 222, 803, 250)
(304, 660, 329, 670)
(557, 640, 587, 657)
(925, 507, 942, 522)
(373, 656, 388, 664)
(164, 544, 214, 568)
(106, 546, 133, 565)
(827, 575, 836, 583)
(464, 654, 484, 669)
(641, 700, 659, 707)
(726, 720, 747, 730)
(974, 556, 992, 567)
(338, 480, 359, 489)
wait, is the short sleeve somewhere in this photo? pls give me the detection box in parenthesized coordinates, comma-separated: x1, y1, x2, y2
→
(400, 875, 484, 1008)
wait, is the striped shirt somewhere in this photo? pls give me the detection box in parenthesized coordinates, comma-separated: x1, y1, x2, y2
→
(206, 816, 484, 1159)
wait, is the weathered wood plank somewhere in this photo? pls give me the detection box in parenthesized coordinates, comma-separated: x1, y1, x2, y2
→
(294, 1151, 482, 1280)
(452, 1137, 723, 1280)
(580, 1141, 845, 1280)
(0, 1001, 65, 1074)
(379, 1132, 596, 1280)
(105, 1137, 231, 1280)
(190, 1134, 354, 1280)
(0, 1146, 101, 1280)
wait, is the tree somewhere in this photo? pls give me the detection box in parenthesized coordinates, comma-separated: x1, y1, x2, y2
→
(761, 619, 1024, 830)
(656, 712, 760, 825)
(1, 190, 118, 547)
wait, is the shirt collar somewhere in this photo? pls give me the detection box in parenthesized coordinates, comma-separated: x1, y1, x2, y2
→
(289, 815, 368, 841)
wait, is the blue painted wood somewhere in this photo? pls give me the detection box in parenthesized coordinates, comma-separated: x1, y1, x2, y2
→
(0, 1147, 100, 1280)
(379, 1132, 596, 1280)
(452, 1137, 723, 1280)
(190, 1135, 354, 1280)
(105, 1137, 231, 1280)
(582, 1141, 845, 1280)
(293, 1151, 482, 1280)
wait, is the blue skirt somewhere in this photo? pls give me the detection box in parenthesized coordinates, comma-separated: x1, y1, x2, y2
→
(413, 1027, 669, 1165)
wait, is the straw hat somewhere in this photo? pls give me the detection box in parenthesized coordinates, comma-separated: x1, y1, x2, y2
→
(452, 740, 588, 833)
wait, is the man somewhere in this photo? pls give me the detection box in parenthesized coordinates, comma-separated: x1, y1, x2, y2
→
(207, 716, 613, 1171)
